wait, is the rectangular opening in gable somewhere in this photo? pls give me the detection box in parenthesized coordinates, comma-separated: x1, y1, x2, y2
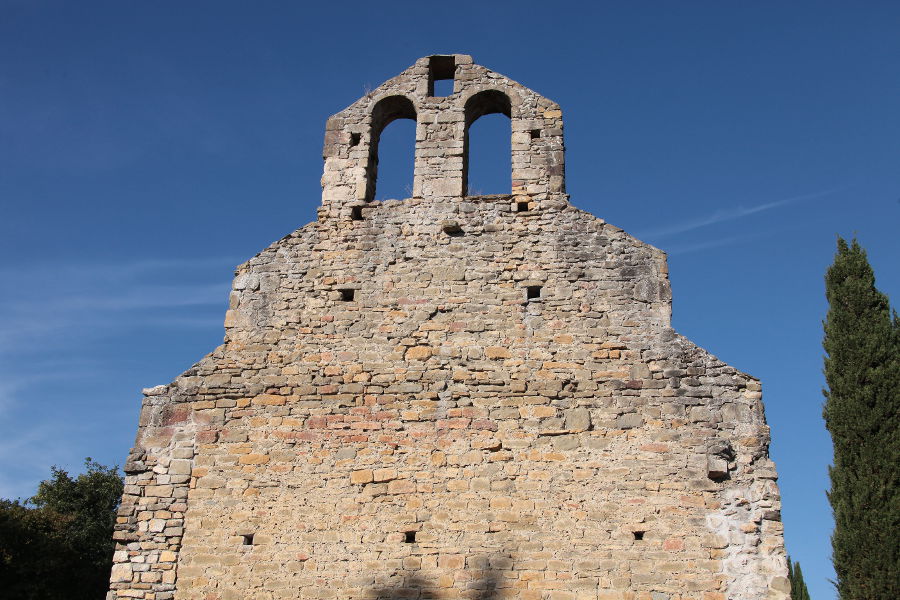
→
(241, 533, 255, 546)
(339, 289, 355, 302)
(404, 531, 417, 543)
(428, 55, 455, 97)
(526, 285, 542, 301)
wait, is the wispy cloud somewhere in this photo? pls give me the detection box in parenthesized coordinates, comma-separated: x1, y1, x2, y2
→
(0, 378, 21, 418)
(0, 256, 239, 282)
(0, 256, 237, 498)
(0, 257, 237, 332)
(0, 371, 97, 499)
(0, 415, 95, 500)
(47, 283, 228, 311)
(637, 188, 840, 240)
(0, 423, 70, 500)
(664, 231, 767, 255)
(0, 257, 235, 353)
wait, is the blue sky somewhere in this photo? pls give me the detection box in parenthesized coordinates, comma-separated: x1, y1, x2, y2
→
(2, 2, 898, 598)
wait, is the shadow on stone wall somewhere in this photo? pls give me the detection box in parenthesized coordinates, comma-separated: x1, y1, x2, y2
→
(368, 564, 501, 599)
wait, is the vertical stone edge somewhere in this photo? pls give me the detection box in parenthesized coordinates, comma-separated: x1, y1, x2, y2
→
(707, 372, 791, 599)
(107, 384, 203, 600)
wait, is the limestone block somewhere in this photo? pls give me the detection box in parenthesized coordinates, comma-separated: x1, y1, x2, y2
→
(168, 460, 192, 475)
(110, 563, 133, 583)
(565, 408, 591, 432)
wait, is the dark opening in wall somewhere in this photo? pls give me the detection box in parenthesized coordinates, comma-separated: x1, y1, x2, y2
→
(530, 129, 540, 140)
(404, 531, 417, 543)
(441, 220, 463, 236)
(372, 118, 415, 200)
(350, 132, 361, 147)
(339, 289, 355, 302)
(526, 285, 542, 301)
(241, 533, 255, 546)
(351, 206, 364, 221)
(463, 90, 512, 196)
(633, 531, 645, 541)
(428, 55, 455, 97)
(516, 201, 529, 213)
(367, 95, 416, 202)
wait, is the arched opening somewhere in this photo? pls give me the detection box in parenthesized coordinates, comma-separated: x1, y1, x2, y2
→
(367, 95, 416, 202)
(463, 90, 512, 196)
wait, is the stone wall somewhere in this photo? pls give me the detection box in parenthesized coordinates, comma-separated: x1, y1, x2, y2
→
(320, 54, 565, 219)
(108, 56, 789, 600)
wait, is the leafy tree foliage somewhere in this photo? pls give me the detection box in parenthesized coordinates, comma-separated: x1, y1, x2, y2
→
(823, 237, 900, 599)
(0, 458, 123, 600)
(788, 556, 812, 600)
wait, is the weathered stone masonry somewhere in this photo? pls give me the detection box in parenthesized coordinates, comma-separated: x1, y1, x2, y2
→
(109, 55, 790, 600)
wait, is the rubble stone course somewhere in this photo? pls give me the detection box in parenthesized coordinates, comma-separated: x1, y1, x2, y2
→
(108, 55, 790, 600)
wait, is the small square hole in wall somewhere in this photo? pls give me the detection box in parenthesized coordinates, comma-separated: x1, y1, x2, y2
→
(516, 201, 529, 213)
(339, 289, 355, 302)
(349, 132, 361, 147)
(404, 531, 417, 543)
(241, 533, 255, 546)
(351, 206, 364, 221)
(530, 129, 540, 140)
(632, 531, 645, 541)
(526, 285, 542, 301)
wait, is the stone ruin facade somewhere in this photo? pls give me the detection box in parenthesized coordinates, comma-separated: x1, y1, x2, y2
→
(108, 55, 790, 600)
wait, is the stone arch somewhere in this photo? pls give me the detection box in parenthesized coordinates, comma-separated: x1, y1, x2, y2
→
(463, 90, 512, 196)
(366, 95, 417, 202)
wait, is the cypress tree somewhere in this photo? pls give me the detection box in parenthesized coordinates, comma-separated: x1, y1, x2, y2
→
(822, 236, 900, 599)
(788, 557, 812, 600)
